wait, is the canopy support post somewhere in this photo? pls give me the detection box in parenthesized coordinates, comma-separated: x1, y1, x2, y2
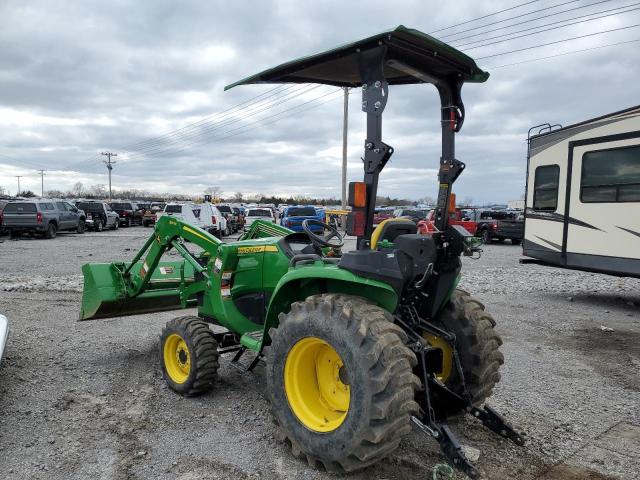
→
(357, 46, 394, 248)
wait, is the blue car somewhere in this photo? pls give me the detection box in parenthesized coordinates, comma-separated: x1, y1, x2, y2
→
(280, 205, 325, 232)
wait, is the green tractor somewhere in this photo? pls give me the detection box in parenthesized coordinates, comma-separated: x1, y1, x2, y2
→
(80, 26, 523, 478)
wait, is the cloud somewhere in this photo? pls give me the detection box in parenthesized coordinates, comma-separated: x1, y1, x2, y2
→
(1, 0, 639, 202)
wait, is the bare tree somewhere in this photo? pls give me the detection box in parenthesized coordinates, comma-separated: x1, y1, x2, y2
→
(70, 182, 84, 198)
(462, 196, 474, 206)
(233, 191, 243, 202)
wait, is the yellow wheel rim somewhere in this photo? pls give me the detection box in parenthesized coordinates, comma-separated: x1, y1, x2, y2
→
(423, 333, 453, 382)
(163, 333, 191, 384)
(284, 337, 350, 433)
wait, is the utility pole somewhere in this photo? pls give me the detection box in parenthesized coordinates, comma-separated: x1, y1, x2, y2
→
(38, 170, 45, 197)
(101, 152, 117, 202)
(341, 87, 349, 209)
(15, 175, 21, 196)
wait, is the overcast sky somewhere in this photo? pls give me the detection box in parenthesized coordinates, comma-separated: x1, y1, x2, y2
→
(1, 0, 639, 202)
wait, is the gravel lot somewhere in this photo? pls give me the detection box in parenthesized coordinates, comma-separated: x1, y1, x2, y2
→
(0, 227, 638, 479)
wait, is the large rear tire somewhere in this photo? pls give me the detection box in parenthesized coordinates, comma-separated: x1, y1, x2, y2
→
(160, 316, 219, 396)
(266, 294, 419, 472)
(429, 289, 503, 416)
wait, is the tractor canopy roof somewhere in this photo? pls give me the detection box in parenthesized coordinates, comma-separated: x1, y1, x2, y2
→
(225, 25, 488, 90)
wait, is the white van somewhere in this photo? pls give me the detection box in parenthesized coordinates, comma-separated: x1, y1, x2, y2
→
(245, 207, 276, 231)
(160, 203, 227, 238)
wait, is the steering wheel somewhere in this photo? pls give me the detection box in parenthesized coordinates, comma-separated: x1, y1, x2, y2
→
(302, 219, 344, 249)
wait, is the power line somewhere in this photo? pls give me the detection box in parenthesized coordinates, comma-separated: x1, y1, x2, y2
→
(123, 84, 324, 158)
(429, 0, 542, 34)
(125, 89, 343, 160)
(477, 23, 640, 59)
(122, 84, 320, 155)
(460, 5, 640, 50)
(454, 0, 628, 48)
(490, 37, 640, 67)
(120, 84, 293, 150)
(440, 0, 584, 39)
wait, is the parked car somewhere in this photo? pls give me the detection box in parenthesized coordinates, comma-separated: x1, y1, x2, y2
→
(216, 204, 240, 233)
(0, 199, 10, 235)
(244, 207, 276, 230)
(280, 205, 325, 232)
(419, 208, 478, 235)
(161, 202, 227, 238)
(232, 206, 245, 231)
(110, 201, 144, 227)
(373, 207, 395, 227)
(142, 203, 165, 227)
(0, 314, 7, 364)
(2, 199, 86, 239)
(475, 210, 524, 245)
(75, 201, 119, 231)
(393, 207, 429, 224)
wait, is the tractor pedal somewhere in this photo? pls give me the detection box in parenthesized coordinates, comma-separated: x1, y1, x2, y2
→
(470, 405, 525, 446)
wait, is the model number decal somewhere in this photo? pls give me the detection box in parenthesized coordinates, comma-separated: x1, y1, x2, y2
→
(237, 246, 278, 254)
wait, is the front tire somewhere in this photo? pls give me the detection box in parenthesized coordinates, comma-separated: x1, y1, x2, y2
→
(77, 219, 86, 234)
(160, 316, 219, 396)
(481, 229, 491, 244)
(428, 289, 504, 416)
(266, 294, 419, 472)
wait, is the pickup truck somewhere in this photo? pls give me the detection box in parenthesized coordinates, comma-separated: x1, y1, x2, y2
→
(3, 199, 86, 239)
(373, 207, 394, 227)
(280, 205, 325, 232)
(418, 209, 477, 234)
(110, 201, 144, 227)
(418, 208, 523, 244)
(216, 204, 240, 234)
(475, 210, 524, 245)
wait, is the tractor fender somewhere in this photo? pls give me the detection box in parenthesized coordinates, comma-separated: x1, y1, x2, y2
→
(262, 264, 398, 348)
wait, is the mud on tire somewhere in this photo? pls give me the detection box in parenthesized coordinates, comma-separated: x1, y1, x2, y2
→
(265, 294, 420, 473)
(160, 316, 219, 396)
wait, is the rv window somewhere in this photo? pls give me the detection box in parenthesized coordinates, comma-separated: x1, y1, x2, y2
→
(533, 165, 560, 211)
(581, 145, 640, 203)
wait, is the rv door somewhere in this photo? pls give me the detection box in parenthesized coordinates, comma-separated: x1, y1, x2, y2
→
(566, 136, 640, 273)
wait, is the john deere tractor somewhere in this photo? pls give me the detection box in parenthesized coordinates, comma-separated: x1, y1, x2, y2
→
(80, 26, 523, 478)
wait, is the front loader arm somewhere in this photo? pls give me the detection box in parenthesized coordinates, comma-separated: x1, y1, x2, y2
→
(123, 215, 222, 297)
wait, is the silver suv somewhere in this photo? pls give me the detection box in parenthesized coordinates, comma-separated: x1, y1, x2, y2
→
(2, 199, 86, 239)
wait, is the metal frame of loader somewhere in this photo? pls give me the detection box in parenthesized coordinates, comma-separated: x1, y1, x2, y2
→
(224, 26, 524, 478)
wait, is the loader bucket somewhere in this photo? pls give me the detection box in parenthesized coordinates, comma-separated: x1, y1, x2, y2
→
(79, 261, 197, 321)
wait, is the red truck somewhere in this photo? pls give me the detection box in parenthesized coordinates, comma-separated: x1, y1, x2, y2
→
(418, 208, 478, 235)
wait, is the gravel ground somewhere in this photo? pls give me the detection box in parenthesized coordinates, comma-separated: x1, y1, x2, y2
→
(0, 228, 638, 479)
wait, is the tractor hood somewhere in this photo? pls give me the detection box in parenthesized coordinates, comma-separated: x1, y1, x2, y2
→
(225, 25, 489, 90)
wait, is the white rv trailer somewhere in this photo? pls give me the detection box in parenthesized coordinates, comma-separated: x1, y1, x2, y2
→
(522, 105, 640, 278)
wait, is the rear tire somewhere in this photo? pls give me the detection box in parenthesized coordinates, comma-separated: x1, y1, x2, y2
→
(266, 294, 420, 472)
(511, 238, 522, 245)
(95, 219, 103, 232)
(126, 217, 132, 228)
(160, 316, 219, 396)
(45, 223, 57, 239)
(430, 289, 503, 416)
(481, 229, 491, 244)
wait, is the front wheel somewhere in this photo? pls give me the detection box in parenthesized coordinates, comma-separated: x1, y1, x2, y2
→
(481, 228, 491, 244)
(266, 294, 419, 472)
(77, 219, 86, 234)
(160, 316, 219, 396)
(113, 219, 119, 230)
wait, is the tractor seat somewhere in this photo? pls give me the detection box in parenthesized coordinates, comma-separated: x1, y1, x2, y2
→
(371, 218, 417, 250)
